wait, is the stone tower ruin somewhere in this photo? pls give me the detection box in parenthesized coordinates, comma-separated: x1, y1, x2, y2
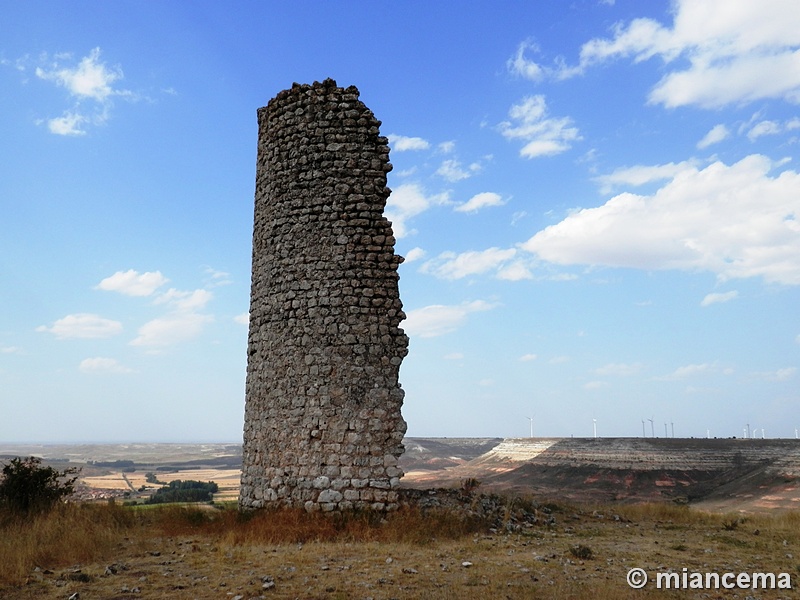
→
(239, 79, 408, 512)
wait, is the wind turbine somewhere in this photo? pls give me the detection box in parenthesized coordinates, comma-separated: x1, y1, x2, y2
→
(671, 422, 675, 438)
(641, 419, 646, 438)
(648, 417, 655, 438)
(664, 423, 668, 438)
(593, 418, 597, 439)
(527, 416, 534, 438)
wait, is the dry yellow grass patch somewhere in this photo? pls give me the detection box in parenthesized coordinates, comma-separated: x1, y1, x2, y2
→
(2, 500, 799, 599)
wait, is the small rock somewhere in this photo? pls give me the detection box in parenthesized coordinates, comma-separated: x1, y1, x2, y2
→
(402, 568, 418, 574)
(68, 594, 80, 600)
(385, 557, 393, 564)
(461, 561, 473, 568)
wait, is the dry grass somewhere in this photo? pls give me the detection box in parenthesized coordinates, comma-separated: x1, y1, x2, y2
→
(0, 502, 137, 585)
(3, 499, 800, 599)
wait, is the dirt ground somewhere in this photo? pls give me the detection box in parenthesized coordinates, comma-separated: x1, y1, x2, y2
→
(7, 504, 800, 600)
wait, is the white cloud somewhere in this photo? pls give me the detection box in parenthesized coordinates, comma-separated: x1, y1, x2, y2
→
(556, 0, 800, 108)
(234, 312, 249, 325)
(36, 47, 122, 101)
(499, 95, 580, 158)
(37, 313, 123, 339)
(403, 247, 426, 263)
(47, 111, 87, 136)
(436, 159, 472, 182)
(444, 352, 464, 360)
(422, 247, 517, 280)
(748, 120, 782, 141)
(1, 346, 21, 354)
(385, 183, 450, 238)
(772, 367, 796, 381)
(130, 313, 213, 348)
(438, 141, 455, 154)
(402, 300, 495, 338)
(387, 134, 430, 152)
(204, 267, 232, 287)
(594, 160, 698, 194)
(79, 357, 133, 374)
(750, 367, 797, 381)
(508, 40, 545, 81)
(34, 47, 133, 135)
(96, 270, 169, 296)
(496, 260, 534, 281)
(697, 124, 730, 149)
(455, 192, 505, 213)
(594, 362, 643, 376)
(519, 353, 538, 362)
(523, 155, 800, 285)
(155, 288, 213, 312)
(700, 290, 739, 306)
(659, 363, 718, 380)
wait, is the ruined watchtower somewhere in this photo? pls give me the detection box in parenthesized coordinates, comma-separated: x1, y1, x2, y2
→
(239, 79, 408, 512)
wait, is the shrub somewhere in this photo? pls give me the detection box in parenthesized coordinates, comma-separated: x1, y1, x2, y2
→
(0, 456, 79, 515)
(570, 544, 594, 560)
(145, 479, 219, 504)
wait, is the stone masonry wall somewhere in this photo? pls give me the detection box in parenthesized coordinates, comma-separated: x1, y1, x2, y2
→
(240, 79, 408, 512)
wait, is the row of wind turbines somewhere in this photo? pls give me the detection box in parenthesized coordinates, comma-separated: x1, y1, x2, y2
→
(524, 416, 800, 439)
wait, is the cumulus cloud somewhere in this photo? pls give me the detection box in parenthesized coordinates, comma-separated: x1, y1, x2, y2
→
(37, 313, 123, 339)
(130, 313, 213, 348)
(422, 247, 518, 280)
(96, 270, 169, 296)
(436, 158, 482, 182)
(747, 120, 782, 141)
(385, 183, 450, 238)
(455, 192, 505, 213)
(519, 353, 538, 362)
(79, 357, 133, 374)
(154, 288, 213, 312)
(499, 95, 580, 158)
(551, 0, 800, 108)
(523, 155, 800, 285)
(403, 247, 426, 263)
(697, 124, 730, 149)
(387, 134, 430, 152)
(700, 290, 739, 306)
(658, 362, 729, 380)
(508, 40, 546, 81)
(402, 300, 496, 338)
(234, 312, 249, 325)
(594, 160, 698, 194)
(34, 47, 133, 135)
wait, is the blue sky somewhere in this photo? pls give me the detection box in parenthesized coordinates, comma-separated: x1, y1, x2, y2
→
(2, 0, 799, 443)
